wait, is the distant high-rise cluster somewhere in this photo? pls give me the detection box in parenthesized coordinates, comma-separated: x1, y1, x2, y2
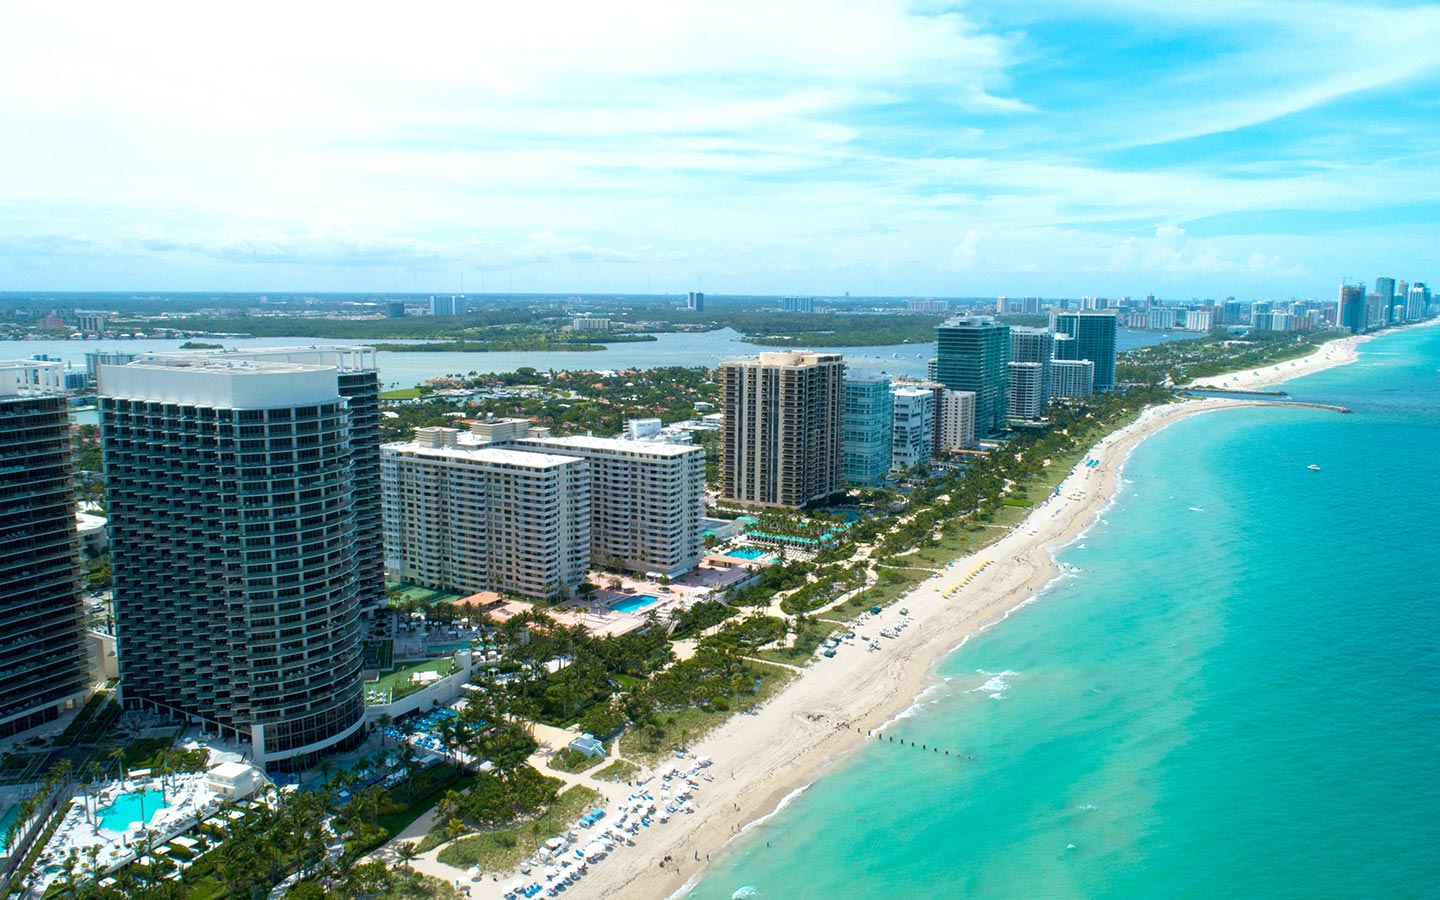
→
(430, 294, 468, 317)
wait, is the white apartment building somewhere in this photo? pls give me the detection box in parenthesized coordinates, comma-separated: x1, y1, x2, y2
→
(1007, 362, 1045, 420)
(1051, 359, 1096, 399)
(936, 389, 978, 451)
(891, 386, 934, 471)
(382, 428, 591, 600)
(514, 435, 706, 577)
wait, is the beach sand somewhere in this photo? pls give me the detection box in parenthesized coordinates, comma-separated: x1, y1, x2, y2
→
(441, 326, 1428, 900)
(551, 400, 1264, 900)
(1185, 319, 1437, 391)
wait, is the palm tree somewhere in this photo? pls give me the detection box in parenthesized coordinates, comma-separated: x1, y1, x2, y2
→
(109, 746, 127, 782)
(396, 841, 419, 870)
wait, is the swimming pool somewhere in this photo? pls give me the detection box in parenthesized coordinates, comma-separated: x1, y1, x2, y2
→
(0, 805, 18, 853)
(610, 595, 659, 614)
(97, 789, 167, 833)
(726, 547, 773, 561)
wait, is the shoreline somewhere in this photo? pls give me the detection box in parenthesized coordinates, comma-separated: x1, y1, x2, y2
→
(1187, 318, 1438, 391)
(451, 323, 1421, 900)
(562, 402, 1261, 900)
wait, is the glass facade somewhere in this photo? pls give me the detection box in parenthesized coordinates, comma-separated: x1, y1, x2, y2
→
(842, 374, 893, 486)
(934, 318, 1011, 438)
(0, 363, 88, 739)
(1052, 312, 1118, 390)
(101, 363, 365, 764)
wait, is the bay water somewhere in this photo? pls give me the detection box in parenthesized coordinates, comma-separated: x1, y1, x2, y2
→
(686, 324, 1440, 900)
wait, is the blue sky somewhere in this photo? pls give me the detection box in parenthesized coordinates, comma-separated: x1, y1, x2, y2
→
(1, 1, 1437, 298)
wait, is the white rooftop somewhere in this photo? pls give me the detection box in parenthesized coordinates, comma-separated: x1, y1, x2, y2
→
(99, 358, 342, 408)
(385, 440, 584, 469)
(519, 434, 702, 457)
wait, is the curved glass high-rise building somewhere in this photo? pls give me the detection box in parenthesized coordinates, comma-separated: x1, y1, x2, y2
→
(99, 358, 365, 765)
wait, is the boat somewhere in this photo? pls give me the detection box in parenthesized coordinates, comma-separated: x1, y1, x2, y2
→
(1308, 464, 1321, 471)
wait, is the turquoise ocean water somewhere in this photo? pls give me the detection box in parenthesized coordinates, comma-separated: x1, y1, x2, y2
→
(686, 325, 1440, 900)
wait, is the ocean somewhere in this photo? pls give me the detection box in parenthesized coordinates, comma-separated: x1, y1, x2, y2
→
(685, 325, 1440, 900)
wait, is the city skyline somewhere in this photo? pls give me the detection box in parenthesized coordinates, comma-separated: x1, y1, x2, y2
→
(3, 3, 1438, 296)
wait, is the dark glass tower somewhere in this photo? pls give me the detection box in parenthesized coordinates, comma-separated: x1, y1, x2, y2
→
(100, 358, 365, 766)
(0, 361, 88, 739)
(1051, 311, 1118, 391)
(934, 317, 1011, 438)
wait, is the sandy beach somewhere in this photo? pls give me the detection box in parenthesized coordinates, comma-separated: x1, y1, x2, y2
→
(425, 325, 1426, 900)
(532, 400, 1265, 900)
(1187, 319, 1437, 391)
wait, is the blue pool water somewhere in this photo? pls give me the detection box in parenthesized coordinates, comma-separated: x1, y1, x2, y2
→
(97, 789, 167, 833)
(726, 547, 772, 560)
(0, 805, 18, 852)
(611, 595, 660, 613)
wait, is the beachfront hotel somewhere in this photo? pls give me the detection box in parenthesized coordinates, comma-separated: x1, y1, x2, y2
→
(934, 317, 1011, 438)
(1051, 310, 1118, 391)
(98, 357, 367, 765)
(0, 360, 89, 740)
(842, 373, 893, 487)
(136, 346, 385, 616)
(512, 434, 706, 577)
(382, 428, 592, 600)
(720, 351, 845, 508)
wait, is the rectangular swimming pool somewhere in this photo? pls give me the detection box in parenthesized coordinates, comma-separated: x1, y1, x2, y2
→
(610, 594, 660, 613)
(726, 547, 773, 560)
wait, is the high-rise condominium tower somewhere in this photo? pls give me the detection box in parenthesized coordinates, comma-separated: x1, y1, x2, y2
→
(100, 358, 366, 765)
(720, 351, 844, 508)
(1338, 283, 1367, 334)
(1051, 311, 1118, 391)
(890, 386, 934, 471)
(140, 347, 385, 617)
(382, 428, 592, 599)
(934, 317, 1011, 438)
(0, 361, 88, 739)
(513, 435, 706, 577)
(842, 373, 893, 487)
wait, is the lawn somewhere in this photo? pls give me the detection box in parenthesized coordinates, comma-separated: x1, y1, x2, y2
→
(823, 566, 929, 621)
(376, 764, 477, 840)
(435, 785, 602, 871)
(368, 658, 456, 703)
(379, 386, 428, 399)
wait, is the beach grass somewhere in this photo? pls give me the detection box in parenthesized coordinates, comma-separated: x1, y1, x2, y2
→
(619, 662, 797, 766)
(548, 748, 604, 774)
(752, 621, 840, 666)
(593, 760, 640, 783)
(435, 785, 602, 871)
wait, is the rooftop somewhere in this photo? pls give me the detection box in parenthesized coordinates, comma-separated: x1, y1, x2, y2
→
(519, 434, 703, 458)
(383, 440, 585, 469)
